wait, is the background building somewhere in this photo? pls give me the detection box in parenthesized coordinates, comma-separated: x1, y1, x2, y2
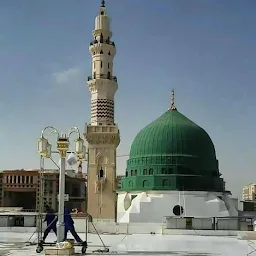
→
(0, 169, 86, 212)
(242, 183, 256, 201)
(240, 183, 256, 213)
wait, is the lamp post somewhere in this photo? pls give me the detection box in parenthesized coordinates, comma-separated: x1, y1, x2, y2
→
(37, 126, 86, 243)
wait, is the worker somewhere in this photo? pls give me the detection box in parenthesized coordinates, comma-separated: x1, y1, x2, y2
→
(42, 205, 57, 242)
(64, 207, 83, 243)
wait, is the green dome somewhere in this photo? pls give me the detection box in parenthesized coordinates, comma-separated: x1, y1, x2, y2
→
(129, 108, 217, 171)
(120, 105, 225, 192)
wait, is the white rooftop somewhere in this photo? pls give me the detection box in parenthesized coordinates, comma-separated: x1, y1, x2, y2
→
(0, 232, 254, 256)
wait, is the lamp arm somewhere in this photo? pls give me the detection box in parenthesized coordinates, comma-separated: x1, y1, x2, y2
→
(68, 126, 81, 138)
(41, 126, 60, 139)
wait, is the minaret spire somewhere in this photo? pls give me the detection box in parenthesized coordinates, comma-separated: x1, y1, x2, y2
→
(169, 89, 177, 110)
(87, 0, 117, 125)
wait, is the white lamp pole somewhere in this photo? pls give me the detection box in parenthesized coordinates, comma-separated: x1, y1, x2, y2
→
(37, 126, 86, 243)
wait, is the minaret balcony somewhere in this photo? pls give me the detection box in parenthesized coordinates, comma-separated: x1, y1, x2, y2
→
(88, 74, 117, 82)
(90, 39, 115, 47)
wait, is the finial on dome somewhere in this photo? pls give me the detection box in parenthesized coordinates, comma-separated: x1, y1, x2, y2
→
(169, 89, 177, 110)
(101, 0, 105, 7)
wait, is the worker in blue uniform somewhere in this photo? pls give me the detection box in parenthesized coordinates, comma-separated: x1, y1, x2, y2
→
(64, 207, 83, 243)
(42, 205, 57, 242)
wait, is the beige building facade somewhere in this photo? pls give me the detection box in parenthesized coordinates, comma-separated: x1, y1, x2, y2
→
(0, 169, 86, 212)
(85, 1, 120, 222)
(242, 183, 256, 201)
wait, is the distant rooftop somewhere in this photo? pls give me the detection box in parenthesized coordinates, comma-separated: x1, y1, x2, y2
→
(0, 169, 72, 173)
(0, 169, 86, 178)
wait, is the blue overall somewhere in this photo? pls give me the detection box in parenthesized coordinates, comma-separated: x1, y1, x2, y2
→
(64, 207, 82, 242)
(43, 209, 57, 241)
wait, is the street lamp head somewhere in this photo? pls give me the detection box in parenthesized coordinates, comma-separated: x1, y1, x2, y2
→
(45, 143, 52, 158)
(37, 136, 49, 157)
(75, 137, 84, 156)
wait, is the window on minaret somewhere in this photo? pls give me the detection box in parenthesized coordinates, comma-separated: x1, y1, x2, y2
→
(100, 50, 103, 54)
(108, 63, 109, 69)
(101, 61, 103, 68)
(107, 71, 110, 79)
(94, 62, 95, 69)
(108, 51, 111, 56)
(100, 34, 103, 43)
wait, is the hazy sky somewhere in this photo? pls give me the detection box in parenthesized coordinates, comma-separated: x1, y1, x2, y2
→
(0, 0, 255, 198)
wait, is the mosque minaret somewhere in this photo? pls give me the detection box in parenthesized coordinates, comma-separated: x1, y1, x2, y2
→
(84, 0, 120, 221)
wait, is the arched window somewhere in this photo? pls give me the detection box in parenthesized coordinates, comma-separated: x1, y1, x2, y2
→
(161, 168, 166, 174)
(149, 169, 153, 175)
(100, 33, 103, 43)
(143, 169, 147, 175)
(100, 61, 103, 68)
(134, 170, 137, 176)
(125, 171, 128, 177)
(108, 51, 111, 55)
(129, 180, 133, 188)
(131, 170, 133, 176)
(143, 180, 149, 187)
(107, 71, 111, 79)
(100, 50, 103, 54)
(99, 168, 104, 179)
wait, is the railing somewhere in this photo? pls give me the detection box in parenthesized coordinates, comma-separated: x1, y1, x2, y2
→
(164, 216, 254, 231)
(90, 39, 115, 47)
(88, 74, 117, 82)
(4, 184, 37, 189)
